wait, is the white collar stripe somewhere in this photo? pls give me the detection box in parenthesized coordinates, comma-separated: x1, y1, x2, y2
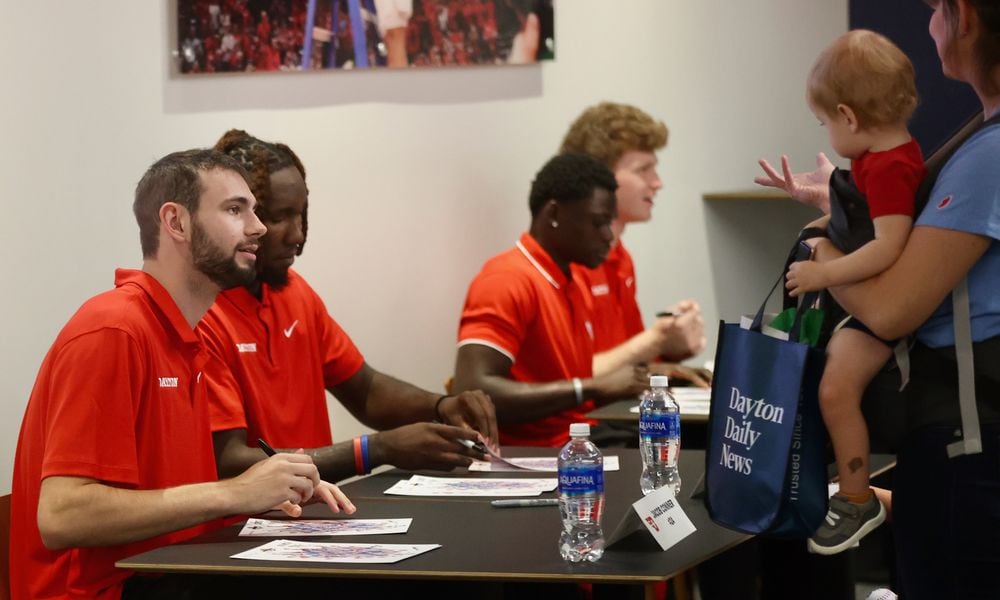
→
(516, 240, 559, 289)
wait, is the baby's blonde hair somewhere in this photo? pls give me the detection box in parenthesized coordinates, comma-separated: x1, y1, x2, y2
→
(808, 29, 917, 128)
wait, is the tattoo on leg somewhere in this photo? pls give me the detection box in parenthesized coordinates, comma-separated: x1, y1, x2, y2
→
(848, 457, 864, 474)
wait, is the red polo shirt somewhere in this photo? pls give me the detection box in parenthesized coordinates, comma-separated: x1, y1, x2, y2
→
(573, 242, 644, 352)
(199, 269, 365, 448)
(458, 233, 596, 447)
(11, 269, 218, 600)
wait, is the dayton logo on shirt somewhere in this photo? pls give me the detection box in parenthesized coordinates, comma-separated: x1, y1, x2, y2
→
(158, 377, 179, 388)
(236, 343, 257, 353)
(937, 195, 953, 209)
(590, 284, 610, 296)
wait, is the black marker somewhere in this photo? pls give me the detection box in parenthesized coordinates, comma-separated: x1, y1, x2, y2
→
(257, 438, 277, 457)
(656, 311, 676, 318)
(491, 499, 559, 508)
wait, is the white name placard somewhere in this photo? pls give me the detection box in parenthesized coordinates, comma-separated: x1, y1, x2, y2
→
(631, 486, 696, 551)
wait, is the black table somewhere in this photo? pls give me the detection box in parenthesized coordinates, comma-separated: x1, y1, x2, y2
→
(118, 448, 749, 599)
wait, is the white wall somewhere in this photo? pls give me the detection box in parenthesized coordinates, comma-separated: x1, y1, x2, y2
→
(0, 0, 847, 493)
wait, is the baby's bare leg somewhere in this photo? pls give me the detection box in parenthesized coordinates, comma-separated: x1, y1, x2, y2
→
(818, 328, 893, 497)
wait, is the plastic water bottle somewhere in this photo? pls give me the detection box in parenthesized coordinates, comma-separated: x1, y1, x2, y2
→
(639, 375, 682, 496)
(557, 423, 605, 562)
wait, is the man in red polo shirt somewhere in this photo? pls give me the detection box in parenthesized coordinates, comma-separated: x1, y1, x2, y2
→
(202, 130, 498, 484)
(10, 149, 353, 600)
(453, 153, 649, 447)
(561, 102, 708, 384)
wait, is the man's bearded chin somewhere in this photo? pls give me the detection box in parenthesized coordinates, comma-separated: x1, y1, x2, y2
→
(257, 262, 291, 290)
(191, 226, 256, 289)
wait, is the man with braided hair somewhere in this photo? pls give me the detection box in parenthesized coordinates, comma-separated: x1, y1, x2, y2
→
(201, 130, 498, 483)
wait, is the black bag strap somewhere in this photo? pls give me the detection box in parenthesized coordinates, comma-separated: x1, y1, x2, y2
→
(781, 231, 820, 312)
(914, 111, 1000, 214)
(750, 262, 821, 344)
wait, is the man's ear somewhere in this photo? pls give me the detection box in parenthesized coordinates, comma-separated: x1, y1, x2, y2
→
(540, 198, 560, 228)
(836, 103, 860, 133)
(160, 202, 191, 245)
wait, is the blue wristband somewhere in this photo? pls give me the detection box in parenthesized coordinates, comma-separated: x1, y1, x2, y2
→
(360, 434, 371, 474)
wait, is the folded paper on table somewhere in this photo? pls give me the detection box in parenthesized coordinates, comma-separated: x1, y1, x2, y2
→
(239, 518, 412, 537)
(231, 539, 441, 564)
(468, 455, 620, 472)
(384, 474, 558, 497)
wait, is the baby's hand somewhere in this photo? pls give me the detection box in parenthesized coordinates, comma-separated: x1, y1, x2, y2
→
(785, 260, 827, 296)
(755, 153, 835, 213)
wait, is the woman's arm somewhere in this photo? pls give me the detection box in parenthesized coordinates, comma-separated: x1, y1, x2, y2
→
(815, 226, 990, 340)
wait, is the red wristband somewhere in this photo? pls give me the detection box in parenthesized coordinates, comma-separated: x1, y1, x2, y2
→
(352, 436, 365, 476)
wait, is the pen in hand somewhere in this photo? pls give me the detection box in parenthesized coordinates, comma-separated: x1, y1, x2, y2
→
(257, 438, 277, 457)
(257, 437, 311, 515)
(456, 438, 488, 455)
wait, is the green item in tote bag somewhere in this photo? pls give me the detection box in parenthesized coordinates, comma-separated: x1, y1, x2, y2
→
(770, 307, 825, 348)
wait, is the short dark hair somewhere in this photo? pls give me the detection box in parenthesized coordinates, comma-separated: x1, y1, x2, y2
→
(133, 149, 249, 258)
(528, 153, 618, 216)
(214, 129, 310, 255)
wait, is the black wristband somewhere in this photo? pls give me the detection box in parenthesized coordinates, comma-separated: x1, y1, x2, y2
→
(434, 395, 449, 422)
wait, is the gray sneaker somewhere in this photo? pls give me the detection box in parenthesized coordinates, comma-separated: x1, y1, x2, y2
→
(807, 493, 886, 555)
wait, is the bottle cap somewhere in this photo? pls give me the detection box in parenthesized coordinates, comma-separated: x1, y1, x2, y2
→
(650, 375, 669, 387)
(569, 423, 590, 437)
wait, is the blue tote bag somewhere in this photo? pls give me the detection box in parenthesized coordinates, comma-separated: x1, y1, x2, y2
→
(705, 278, 829, 538)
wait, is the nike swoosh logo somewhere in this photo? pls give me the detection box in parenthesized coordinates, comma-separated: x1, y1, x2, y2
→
(283, 320, 299, 338)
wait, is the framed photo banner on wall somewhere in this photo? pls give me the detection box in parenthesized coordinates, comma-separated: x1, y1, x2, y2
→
(176, 0, 554, 74)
